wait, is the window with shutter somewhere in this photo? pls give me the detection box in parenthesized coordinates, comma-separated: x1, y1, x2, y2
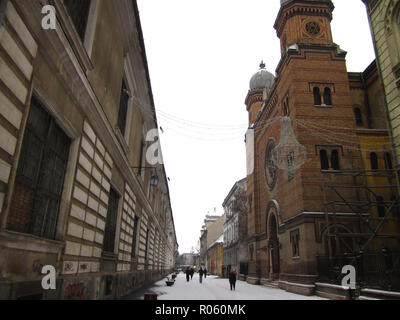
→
(117, 78, 130, 136)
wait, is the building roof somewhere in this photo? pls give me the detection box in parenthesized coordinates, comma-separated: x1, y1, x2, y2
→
(249, 61, 275, 90)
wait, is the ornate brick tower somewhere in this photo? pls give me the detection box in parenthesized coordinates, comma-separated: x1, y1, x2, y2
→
(245, 0, 364, 294)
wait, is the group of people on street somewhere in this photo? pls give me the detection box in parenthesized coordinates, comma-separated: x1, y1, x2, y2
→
(185, 267, 208, 283)
(184, 266, 237, 290)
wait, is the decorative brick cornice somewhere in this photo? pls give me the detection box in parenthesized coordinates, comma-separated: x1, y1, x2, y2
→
(245, 89, 264, 110)
(274, 1, 334, 37)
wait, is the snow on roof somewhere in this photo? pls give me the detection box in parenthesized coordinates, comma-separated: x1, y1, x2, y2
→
(208, 234, 224, 250)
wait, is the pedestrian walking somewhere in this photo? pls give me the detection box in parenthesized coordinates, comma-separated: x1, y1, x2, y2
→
(204, 268, 207, 279)
(190, 267, 194, 280)
(186, 268, 190, 282)
(199, 267, 204, 284)
(229, 269, 237, 291)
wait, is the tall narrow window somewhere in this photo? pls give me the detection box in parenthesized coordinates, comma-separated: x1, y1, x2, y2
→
(131, 216, 139, 256)
(64, 0, 92, 41)
(331, 150, 340, 170)
(324, 87, 332, 105)
(313, 87, 321, 106)
(370, 152, 379, 170)
(144, 228, 150, 260)
(385, 152, 393, 170)
(320, 149, 329, 170)
(103, 187, 120, 253)
(7, 95, 71, 239)
(376, 196, 385, 217)
(117, 78, 130, 137)
(354, 108, 363, 125)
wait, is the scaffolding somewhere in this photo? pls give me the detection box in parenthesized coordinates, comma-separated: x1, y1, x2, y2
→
(317, 169, 400, 291)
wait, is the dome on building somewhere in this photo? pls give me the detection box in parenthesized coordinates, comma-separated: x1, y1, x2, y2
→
(249, 61, 275, 90)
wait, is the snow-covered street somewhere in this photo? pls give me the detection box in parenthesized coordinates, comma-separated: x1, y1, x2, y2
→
(124, 273, 327, 300)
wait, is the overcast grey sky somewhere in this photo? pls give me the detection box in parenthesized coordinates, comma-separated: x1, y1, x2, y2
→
(136, 0, 376, 254)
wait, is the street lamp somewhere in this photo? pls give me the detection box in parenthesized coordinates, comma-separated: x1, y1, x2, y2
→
(132, 166, 159, 187)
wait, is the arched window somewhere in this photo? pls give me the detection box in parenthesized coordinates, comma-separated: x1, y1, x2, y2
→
(323, 87, 332, 105)
(313, 87, 321, 106)
(376, 196, 385, 217)
(331, 150, 340, 170)
(385, 152, 393, 170)
(390, 195, 399, 218)
(354, 108, 363, 125)
(370, 152, 379, 170)
(320, 149, 329, 170)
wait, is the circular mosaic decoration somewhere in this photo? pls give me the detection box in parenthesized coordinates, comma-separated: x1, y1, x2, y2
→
(305, 21, 321, 36)
(265, 139, 278, 191)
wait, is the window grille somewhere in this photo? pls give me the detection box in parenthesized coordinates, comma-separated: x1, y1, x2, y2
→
(103, 187, 120, 253)
(63, 0, 91, 41)
(117, 78, 130, 136)
(7, 95, 70, 239)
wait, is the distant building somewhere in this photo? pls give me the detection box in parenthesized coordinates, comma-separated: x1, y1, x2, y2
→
(199, 214, 220, 267)
(207, 234, 224, 276)
(205, 215, 224, 275)
(222, 178, 248, 279)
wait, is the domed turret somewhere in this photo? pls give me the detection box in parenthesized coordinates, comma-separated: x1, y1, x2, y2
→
(249, 61, 275, 90)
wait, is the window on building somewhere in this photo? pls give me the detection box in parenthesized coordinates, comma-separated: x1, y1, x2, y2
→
(117, 78, 130, 137)
(290, 229, 300, 258)
(283, 95, 290, 116)
(63, 0, 91, 41)
(391, 195, 400, 218)
(331, 150, 340, 170)
(131, 216, 140, 256)
(354, 108, 363, 125)
(313, 87, 322, 106)
(7, 95, 71, 239)
(385, 152, 393, 170)
(320, 149, 329, 170)
(145, 228, 150, 260)
(376, 196, 386, 218)
(370, 152, 379, 170)
(323, 87, 332, 106)
(103, 187, 120, 253)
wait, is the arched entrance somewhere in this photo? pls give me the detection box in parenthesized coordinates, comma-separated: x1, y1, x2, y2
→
(268, 214, 280, 280)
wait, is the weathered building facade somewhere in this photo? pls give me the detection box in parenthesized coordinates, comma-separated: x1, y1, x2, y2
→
(245, 0, 399, 298)
(0, 0, 177, 300)
(222, 178, 248, 279)
(362, 0, 400, 181)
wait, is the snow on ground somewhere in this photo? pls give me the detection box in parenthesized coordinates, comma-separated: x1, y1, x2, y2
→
(125, 273, 327, 300)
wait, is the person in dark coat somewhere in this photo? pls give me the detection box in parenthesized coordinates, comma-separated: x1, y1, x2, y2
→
(186, 268, 190, 282)
(190, 267, 194, 280)
(204, 268, 207, 279)
(229, 269, 237, 291)
(199, 267, 204, 283)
